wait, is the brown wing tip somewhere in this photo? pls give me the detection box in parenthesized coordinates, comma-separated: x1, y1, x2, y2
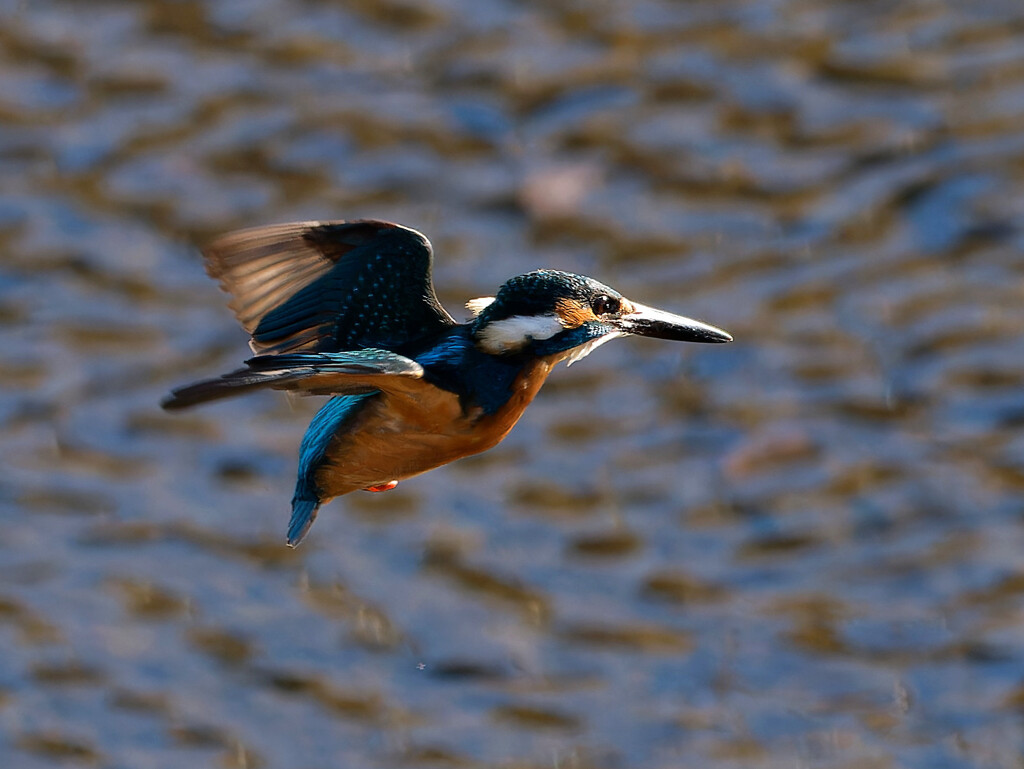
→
(201, 220, 325, 279)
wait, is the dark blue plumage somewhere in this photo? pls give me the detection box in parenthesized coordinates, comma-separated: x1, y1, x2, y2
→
(413, 330, 526, 416)
(201, 220, 454, 356)
(253, 224, 452, 353)
(471, 270, 621, 330)
(163, 219, 732, 546)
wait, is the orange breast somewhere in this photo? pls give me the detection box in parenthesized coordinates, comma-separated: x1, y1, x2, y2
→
(314, 357, 556, 500)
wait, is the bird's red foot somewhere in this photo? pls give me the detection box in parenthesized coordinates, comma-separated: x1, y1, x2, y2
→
(363, 481, 399, 493)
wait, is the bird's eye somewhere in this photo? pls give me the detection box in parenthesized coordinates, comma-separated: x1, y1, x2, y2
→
(592, 295, 620, 316)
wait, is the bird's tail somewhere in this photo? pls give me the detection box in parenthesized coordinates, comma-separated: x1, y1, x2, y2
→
(287, 496, 321, 548)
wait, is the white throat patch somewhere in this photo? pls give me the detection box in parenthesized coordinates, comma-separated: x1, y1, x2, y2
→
(564, 330, 624, 366)
(476, 313, 566, 354)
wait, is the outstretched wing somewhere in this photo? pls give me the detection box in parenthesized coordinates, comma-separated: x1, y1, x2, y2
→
(203, 220, 456, 355)
(160, 349, 425, 410)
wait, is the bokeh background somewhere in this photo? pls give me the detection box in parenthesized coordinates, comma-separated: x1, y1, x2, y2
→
(3, 1, 1024, 767)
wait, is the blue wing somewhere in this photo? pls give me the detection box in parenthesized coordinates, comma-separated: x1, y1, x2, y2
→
(288, 393, 377, 547)
(202, 220, 456, 355)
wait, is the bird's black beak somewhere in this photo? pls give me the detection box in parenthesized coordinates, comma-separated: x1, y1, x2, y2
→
(617, 302, 733, 343)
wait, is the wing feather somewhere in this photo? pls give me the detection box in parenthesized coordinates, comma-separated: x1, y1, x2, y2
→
(202, 219, 456, 355)
(161, 349, 425, 410)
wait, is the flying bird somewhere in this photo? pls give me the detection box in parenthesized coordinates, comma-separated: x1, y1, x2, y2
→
(163, 220, 732, 546)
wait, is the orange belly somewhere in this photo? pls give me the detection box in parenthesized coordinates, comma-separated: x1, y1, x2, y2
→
(314, 358, 555, 500)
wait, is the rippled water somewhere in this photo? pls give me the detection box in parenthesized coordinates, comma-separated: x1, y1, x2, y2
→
(3, 0, 1024, 767)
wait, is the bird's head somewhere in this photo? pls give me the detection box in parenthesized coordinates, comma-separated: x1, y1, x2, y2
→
(468, 270, 731, 365)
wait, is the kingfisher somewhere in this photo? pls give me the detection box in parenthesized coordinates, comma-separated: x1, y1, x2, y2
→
(163, 220, 732, 546)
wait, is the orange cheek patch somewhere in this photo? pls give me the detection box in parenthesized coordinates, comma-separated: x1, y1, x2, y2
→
(555, 298, 597, 328)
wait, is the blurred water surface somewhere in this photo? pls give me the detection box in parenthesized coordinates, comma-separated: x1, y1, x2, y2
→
(2, 0, 1024, 767)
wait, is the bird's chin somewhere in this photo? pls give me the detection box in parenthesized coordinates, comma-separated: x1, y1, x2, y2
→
(562, 331, 625, 366)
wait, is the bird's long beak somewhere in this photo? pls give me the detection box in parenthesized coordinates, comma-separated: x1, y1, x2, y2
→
(617, 302, 733, 343)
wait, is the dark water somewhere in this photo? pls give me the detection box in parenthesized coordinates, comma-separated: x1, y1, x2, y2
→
(3, 0, 1024, 767)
